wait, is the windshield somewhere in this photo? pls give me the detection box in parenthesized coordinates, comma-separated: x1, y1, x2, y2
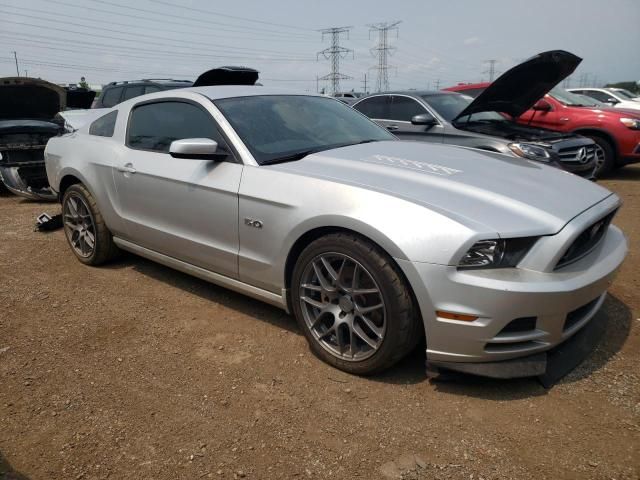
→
(612, 88, 636, 99)
(549, 87, 599, 107)
(422, 93, 506, 123)
(214, 95, 394, 165)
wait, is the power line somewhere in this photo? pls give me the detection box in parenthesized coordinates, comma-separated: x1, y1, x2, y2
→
(144, 0, 314, 32)
(0, 2, 318, 44)
(368, 21, 401, 92)
(0, 14, 311, 58)
(0, 32, 316, 65)
(88, 0, 315, 38)
(317, 26, 353, 96)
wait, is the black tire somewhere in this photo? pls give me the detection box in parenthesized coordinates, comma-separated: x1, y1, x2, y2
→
(588, 135, 616, 177)
(62, 184, 119, 265)
(291, 233, 421, 375)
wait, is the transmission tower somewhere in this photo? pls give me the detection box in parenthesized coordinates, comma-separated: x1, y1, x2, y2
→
(368, 21, 401, 92)
(317, 26, 353, 95)
(483, 59, 497, 81)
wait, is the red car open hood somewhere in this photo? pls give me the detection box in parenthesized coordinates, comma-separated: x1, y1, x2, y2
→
(455, 50, 582, 121)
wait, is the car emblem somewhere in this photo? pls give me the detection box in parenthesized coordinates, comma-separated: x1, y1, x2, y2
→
(576, 147, 588, 164)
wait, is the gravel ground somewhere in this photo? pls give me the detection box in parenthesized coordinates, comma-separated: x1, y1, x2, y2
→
(0, 167, 639, 480)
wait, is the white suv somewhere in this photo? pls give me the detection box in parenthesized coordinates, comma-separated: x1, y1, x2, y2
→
(569, 88, 640, 111)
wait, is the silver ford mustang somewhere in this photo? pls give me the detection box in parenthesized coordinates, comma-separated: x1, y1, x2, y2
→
(44, 86, 628, 378)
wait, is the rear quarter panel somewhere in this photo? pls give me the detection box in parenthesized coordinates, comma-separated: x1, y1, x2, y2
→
(45, 133, 127, 237)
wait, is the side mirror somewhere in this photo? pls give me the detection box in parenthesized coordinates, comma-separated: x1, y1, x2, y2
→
(606, 98, 619, 105)
(411, 113, 437, 127)
(169, 138, 227, 160)
(532, 99, 552, 111)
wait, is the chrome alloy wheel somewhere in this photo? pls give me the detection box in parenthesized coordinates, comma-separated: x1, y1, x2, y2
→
(63, 193, 96, 258)
(299, 253, 387, 361)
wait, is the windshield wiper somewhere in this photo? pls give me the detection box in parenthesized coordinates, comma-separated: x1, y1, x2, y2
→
(260, 140, 382, 166)
(261, 147, 328, 165)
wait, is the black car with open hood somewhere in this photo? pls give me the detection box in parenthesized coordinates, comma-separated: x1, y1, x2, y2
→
(0, 77, 69, 200)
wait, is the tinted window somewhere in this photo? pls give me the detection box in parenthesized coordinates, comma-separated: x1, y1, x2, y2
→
(584, 90, 615, 102)
(122, 85, 145, 101)
(353, 96, 389, 119)
(388, 96, 426, 122)
(127, 101, 229, 154)
(89, 110, 118, 137)
(214, 95, 394, 165)
(101, 87, 123, 107)
(144, 85, 161, 94)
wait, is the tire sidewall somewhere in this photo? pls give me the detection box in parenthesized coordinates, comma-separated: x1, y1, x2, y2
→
(62, 185, 100, 265)
(291, 235, 411, 375)
(588, 136, 615, 177)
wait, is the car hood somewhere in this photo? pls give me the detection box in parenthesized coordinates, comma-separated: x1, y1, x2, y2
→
(0, 77, 66, 121)
(455, 50, 582, 120)
(268, 141, 613, 237)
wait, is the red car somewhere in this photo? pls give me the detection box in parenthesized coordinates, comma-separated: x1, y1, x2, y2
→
(445, 82, 640, 176)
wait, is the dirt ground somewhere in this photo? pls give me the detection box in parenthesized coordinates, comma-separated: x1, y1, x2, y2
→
(0, 167, 638, 480)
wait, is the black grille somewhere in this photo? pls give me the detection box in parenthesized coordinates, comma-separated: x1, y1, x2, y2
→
(557, 144, 596, 164)
(555, 211, 616, 269)
(498, 317, 537, 334)
(564, 297, 599, 332)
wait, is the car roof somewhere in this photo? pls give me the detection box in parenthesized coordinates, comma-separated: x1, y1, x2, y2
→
(106, 79, 193, 87)
(369, 90, 449, 97)
(181, 85, 322, 100)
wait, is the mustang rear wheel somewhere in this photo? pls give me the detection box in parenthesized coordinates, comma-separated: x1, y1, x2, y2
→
(291, 233, 420, 375)
(62, 184, 119, 265)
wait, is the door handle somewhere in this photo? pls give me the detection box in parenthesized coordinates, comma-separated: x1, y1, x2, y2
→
(386, 125, 399, 131)
(117, 165, 137, 174)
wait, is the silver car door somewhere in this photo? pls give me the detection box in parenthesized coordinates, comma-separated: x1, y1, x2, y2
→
(113, 99, 242, 278)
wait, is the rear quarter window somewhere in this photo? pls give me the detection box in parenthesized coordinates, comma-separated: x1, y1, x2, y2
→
(89, 111, 118, 137)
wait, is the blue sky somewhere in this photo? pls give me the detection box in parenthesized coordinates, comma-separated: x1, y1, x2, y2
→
(1, 0, 638, 91)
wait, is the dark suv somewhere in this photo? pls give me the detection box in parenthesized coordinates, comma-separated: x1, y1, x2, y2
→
(91, 79, 193, 108)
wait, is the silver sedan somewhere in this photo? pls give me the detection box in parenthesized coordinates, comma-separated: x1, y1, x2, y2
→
(44, 86, 627, 378)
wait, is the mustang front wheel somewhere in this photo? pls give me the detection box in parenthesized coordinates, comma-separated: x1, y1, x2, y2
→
(291, 233, 420, 375)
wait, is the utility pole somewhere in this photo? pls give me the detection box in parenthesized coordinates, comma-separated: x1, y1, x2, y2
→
(368, 21, 401, 92)
(317, 26, 353, 96)
(361, 73, 368, 94)
(13, 51, 20, 76)
(434, 78, 441, 90)
(483, 59, 497, 82)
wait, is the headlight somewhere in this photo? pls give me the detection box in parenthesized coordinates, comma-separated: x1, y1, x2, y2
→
(619, 117, 640, 130)
(508, 142, 552, 162)
(458, 237, 539, 269)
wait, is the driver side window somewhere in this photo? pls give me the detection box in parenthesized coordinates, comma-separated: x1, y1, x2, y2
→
(388, 96, 427, 122)
(127, 101, 232, 156)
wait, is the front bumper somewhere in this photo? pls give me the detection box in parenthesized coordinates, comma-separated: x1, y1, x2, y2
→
(0, 165, 57, 201)
(397, 208, 627, 375)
